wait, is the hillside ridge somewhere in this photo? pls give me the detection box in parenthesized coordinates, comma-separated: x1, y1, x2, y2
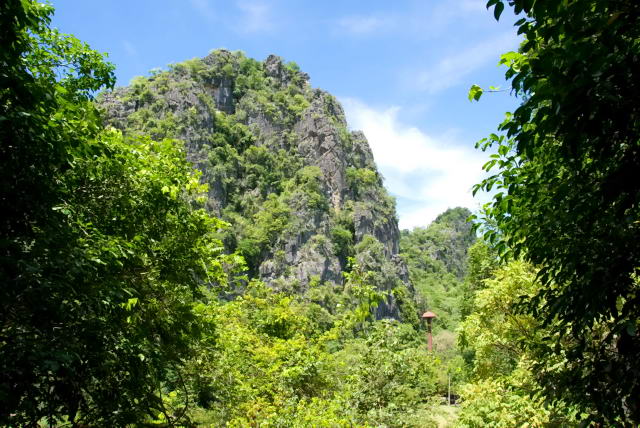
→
(100, 49, 413, 319)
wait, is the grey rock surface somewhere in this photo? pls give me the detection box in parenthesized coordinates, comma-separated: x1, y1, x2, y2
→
(99, 50, 414, 320)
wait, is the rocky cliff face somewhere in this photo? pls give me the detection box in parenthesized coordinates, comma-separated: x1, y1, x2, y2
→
(99, 49, 413, 320)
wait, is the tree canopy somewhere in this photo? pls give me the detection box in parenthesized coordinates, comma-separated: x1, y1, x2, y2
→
(1, 1, 237, 425)
(473, 0, 640, 423)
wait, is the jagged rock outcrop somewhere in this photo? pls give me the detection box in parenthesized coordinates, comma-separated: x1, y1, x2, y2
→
(99, 49, 413, 320)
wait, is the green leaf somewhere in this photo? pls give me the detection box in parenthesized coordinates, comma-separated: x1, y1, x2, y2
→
(493, 2, 504, 20)
(468, 84, 484, 102)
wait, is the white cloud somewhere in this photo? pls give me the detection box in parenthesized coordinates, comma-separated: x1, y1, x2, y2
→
(189, 0, 275, 33)
(334, 1, 493, 39)
(190, 0, 216, 22)
(335, 15, 392, 35)
(341, 98, 490, 229)
(459, 0, 486, 13)
(431, 0, 488, 21)
(414, 32, 519, 93)
(236, 0, 273, 33)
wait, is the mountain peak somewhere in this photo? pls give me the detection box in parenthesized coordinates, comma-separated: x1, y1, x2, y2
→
(99, 50, 414, 320)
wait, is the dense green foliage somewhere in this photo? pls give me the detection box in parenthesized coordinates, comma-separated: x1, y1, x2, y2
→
(457, 262, 575, 427)
(1, 2, 238, 425)
(455, 251, 586, 427)
(174, 277, 454, 427)
(471, 0, 640, 424)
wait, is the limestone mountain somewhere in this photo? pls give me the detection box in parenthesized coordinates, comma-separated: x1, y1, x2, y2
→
(400, 207, 476, 329)
(99, 49, 414, 320)
(401, 207, 476, 280)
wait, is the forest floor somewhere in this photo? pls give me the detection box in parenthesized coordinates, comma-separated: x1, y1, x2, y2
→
(433, 405, 459, 427)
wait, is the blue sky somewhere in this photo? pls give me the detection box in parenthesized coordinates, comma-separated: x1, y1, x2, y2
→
(50, 0, 521, 229)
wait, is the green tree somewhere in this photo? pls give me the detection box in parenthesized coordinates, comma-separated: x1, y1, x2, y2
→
(472, 0, 640, 423)
(1, 2, 235, 425)
(457, 261, 579, 427)
(459, 241, 499, 319)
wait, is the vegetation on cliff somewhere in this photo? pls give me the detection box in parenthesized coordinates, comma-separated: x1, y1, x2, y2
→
(400, 207, 475, 330)
(100, 47, 411, 320)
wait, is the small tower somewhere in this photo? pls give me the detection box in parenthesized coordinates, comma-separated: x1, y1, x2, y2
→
(421, 311, 437, 352)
